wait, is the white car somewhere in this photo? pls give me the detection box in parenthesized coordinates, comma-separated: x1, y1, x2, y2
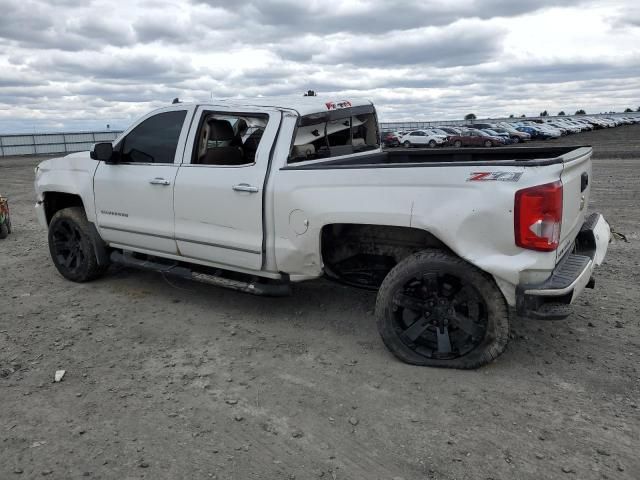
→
(34, 97, 610, 369)
(400, 129, 447, 148)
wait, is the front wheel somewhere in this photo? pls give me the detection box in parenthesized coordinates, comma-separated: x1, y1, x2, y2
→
(484, 140, 493, 148)
(403, 141, 412, 148)
(512, 136, 520, 144)
(48, 207, 109, 282)
(428, 140, 437, 148)
(375, 249, 510, 369)
(453, 140, 462, 148)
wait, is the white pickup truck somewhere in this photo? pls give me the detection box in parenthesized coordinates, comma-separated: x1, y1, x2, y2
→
(34, 97, 610, 369)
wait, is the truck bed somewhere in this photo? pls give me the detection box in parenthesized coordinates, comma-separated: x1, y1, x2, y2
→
(284, 146, 590, 169)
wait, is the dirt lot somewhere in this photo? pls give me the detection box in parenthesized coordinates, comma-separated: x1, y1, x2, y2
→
(1, 125, 639, 480)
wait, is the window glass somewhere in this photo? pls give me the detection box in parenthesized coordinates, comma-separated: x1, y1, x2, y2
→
(194, 113, 268, 166)
(289, 110, 379, 163)
(120, 111, 187, 164)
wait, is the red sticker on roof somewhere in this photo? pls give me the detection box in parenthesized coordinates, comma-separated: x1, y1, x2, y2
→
(325, 100, 352, 110)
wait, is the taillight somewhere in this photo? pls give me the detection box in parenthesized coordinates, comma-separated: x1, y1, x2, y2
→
(514, 181, 563, 251)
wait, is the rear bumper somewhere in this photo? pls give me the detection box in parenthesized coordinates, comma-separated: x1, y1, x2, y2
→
(516, 213, 610, 319)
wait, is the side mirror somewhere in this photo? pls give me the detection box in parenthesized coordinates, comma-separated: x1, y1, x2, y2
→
(90, 142, 114, 161)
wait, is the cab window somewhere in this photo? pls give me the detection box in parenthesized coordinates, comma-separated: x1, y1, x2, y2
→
(119, 110, 187, 164)
(193, 112, 268, 166)
(289, 107, 379, 163)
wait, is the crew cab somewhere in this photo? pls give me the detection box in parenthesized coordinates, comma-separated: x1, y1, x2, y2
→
(34, 97, 610, 369)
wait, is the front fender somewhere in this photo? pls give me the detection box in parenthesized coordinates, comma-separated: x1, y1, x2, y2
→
(35, 153, 99, 223)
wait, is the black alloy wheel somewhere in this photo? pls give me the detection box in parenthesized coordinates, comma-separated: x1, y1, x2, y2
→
(390, 272, 488, 360)
(48, 207, 108, 282)
(50, 218, 88, 277)
(376, 250, 509, 369)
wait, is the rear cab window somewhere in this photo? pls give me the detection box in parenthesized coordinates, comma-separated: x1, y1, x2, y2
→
(289, 105, 379, 163)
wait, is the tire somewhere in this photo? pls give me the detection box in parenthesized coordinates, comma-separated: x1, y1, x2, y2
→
(403, 141, 412, 148)
(428, 140, 437, 148)
(484, 140, 492, 148)
(0, 223, 7, 239)
(375, 249, 509, 369)
(453, 140, 462, 148)
(48, 207, 109, 282)
(512, 136, 520, 144)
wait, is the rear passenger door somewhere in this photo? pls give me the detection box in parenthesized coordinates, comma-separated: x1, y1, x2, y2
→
(173, 107, 281, 271)
(469, 132, 482, 146)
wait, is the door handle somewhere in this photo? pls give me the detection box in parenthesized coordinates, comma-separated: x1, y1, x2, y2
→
(233, 183, 259, 193)
(149, 178, 171, 186)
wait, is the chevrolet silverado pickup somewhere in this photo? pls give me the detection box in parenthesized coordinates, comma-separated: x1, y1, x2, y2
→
(34, 97, 610, 369)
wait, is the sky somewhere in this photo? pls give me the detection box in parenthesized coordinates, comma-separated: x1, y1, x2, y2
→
(0, 0, 639, 133)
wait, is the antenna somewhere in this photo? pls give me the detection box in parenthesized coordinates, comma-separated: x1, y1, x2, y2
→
(172, 98, 180, 104)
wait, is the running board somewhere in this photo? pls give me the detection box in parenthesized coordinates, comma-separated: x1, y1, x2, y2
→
(110, 251, 291, 297)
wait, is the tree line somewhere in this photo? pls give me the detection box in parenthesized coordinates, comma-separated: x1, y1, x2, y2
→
(463, 107, 639, 120)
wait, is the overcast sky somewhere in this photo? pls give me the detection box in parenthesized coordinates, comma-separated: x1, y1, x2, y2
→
(0, 0, 639, 132)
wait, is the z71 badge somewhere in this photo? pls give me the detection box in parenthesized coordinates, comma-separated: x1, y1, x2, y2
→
(467, 172, 523, 182)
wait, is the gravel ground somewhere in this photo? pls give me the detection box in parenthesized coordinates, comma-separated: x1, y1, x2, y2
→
(1, 124, 639, 480)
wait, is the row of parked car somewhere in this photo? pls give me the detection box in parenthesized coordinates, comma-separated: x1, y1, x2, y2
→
(381, 115, 640, 148)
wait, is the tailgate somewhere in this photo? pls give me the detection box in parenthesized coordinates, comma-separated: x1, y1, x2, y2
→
(557, 148, 592, 260)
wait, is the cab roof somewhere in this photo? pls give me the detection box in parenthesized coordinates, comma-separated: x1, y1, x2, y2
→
(191, 96, 374, 118)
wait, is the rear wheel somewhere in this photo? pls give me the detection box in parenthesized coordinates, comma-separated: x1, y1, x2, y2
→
(428, 140, 437, 148)
(453, 140, 462, 148)
(0, 223, 7, 239)
(376, 250, 509, 369)
(512, 136, 520, 144)
(48, 207, 109, 282)
(403, 141, 412, 148)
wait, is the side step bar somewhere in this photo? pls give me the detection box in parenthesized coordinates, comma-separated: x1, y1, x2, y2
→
(110, 251, 291, 297)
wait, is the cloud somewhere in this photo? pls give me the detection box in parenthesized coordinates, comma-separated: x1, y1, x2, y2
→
(193, 0, 589, 35)
(0, 0, 639, 132)
(285, 20, 507, 67)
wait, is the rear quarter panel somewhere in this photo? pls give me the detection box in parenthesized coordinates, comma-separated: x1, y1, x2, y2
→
(273, 160, 565, 304)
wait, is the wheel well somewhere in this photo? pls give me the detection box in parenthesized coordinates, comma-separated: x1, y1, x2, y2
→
(320, 223, 448, 289)
(44, 192, 84, 224)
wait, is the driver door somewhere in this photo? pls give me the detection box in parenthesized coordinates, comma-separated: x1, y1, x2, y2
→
(93, 106, 194, 254)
